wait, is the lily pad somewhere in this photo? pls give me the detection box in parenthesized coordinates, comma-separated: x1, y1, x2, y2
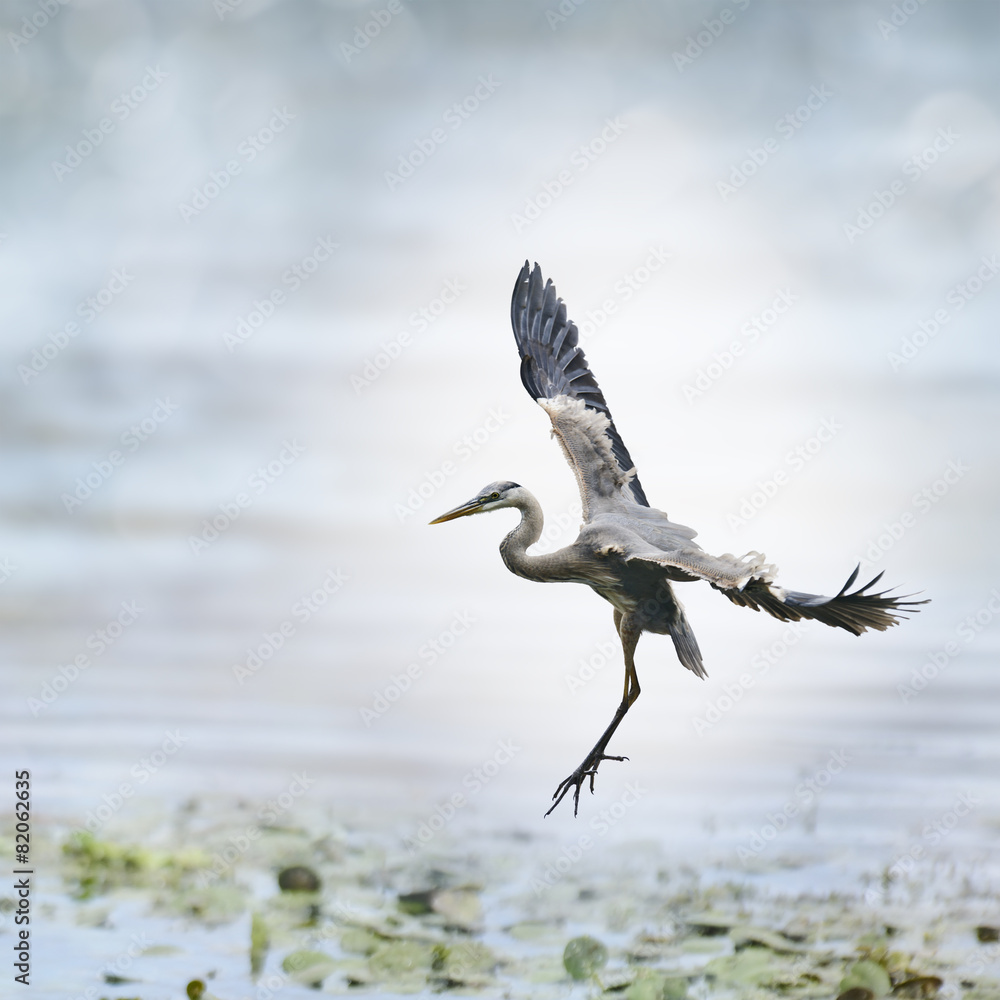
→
(368, 939, 436, 978)
(892, 977, 942, 998)
(431, 888, 482, 928)
(507, 920, 564, 943)
(277, 865, 321, 892)
(340, 926, 383, 955)
(282, 949, 338, 987)
(704, 946, 803, 988)
(686, 912, 733, 936)
(626, 968, 689, 1000)
(840, 960, 892, 998)
(563, 935, 609, 980)
(731, 924, 808, 953)
(439, 940, 498, 977)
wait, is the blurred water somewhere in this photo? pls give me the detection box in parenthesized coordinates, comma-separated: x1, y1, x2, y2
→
(2, 0, 1000, 914)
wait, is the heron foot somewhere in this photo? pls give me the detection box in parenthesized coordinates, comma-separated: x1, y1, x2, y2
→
(545, 752, 628, 818)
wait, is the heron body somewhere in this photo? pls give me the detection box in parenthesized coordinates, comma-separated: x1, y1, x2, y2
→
(431, 262, 925, 816)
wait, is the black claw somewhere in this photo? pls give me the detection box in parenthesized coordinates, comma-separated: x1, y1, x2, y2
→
(543, 752, 630, 818)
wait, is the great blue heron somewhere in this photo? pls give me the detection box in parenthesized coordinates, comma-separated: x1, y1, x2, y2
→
(430, 262, 925, 816)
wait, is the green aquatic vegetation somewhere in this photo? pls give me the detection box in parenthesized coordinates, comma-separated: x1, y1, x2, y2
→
(623, 968, 689, 1000)
(250, 912, 269, 975)
(563, 935, 609, 980)
(281, 948, 338, 987)
(839, 959, 892, 997)
(367, 939, 437, 977)
(61, 831, 209, 898)
(339, 926, 384, 955)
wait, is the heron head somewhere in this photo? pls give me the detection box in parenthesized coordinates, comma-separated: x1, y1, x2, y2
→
(429, 481, 523, 524)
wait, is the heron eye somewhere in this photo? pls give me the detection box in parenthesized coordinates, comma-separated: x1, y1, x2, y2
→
(490, 492, 500, 500)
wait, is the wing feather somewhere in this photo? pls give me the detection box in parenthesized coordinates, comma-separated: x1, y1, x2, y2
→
(511, 261, 649, 514)
(621, 544, 927, 635)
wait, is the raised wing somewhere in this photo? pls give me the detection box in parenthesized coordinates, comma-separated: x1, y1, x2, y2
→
(511, 261, 649, 519)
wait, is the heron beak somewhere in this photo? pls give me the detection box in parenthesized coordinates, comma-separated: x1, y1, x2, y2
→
(428, 498, 483, 524)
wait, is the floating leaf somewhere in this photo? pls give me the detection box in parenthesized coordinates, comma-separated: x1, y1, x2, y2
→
(840, 960, 892, 998)
(340, 927, 383, 955)
(563, 935, 609, 980)
(507, 920, 563, 943)
(277, 865, 321, 892)
(976, 926, 1000, 943)
(282, 949, 337, 987)
(432, 888, 482, 928)
(686, 912, 732, 936)
(837, 990, 875, 1000)
(626, 969, 689, 1000)
(440, 940, 498, 977)
(368, 940, 436, 978)
(893, 977, 943, 998)
(186, 981, 206, 1000)
(704, 947, 802, 988)
(397, 890, 435, 915)
(731, 924, 807, 953)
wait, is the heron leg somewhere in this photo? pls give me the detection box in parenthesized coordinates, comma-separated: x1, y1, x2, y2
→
(546, 612, 641, 818)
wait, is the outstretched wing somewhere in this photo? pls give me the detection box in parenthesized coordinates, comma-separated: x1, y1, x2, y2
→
(614, 539, 927, 635)
(511, 261, 649, 519)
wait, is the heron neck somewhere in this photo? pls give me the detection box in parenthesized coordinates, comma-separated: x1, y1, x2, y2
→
(499, 491, 555, 582)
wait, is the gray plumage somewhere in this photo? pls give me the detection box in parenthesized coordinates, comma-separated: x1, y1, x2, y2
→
(431, 261, 926, 816)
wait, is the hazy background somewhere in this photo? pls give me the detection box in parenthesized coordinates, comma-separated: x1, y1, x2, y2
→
(2, 0, 999, 883)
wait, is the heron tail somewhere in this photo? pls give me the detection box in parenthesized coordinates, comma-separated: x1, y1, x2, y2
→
(669, 607, 706, 679)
